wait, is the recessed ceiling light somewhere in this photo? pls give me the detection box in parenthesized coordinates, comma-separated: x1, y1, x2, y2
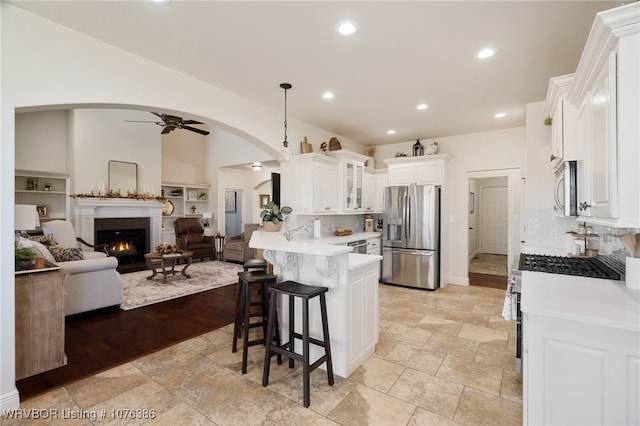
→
(251, 162, 262, 171)
(387, 130, 396, 135)
(494, 112, 507, 118)
(322, 92, 334, 100)
(416, 103, 429, 111)
(336, 20, 358, 36)
(476, 47, 496, 59)
(149, 0, 171, 4)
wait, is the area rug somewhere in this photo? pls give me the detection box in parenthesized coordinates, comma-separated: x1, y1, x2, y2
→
(120, 260, 242, 310)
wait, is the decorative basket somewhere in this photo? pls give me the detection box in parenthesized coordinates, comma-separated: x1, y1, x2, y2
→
(334, 229, 352, 237)
(262, 221, 283, 232)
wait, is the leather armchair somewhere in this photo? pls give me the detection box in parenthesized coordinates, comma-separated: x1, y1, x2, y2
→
(173, 217, 215, 261)
(224, 223, 260, 263)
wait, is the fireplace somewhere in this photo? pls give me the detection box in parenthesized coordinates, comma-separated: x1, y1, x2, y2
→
(95, 218, 150, 267)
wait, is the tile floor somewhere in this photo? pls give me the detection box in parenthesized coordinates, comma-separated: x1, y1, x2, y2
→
(469, 254, 508, 276)
(5, 283, 521, 425)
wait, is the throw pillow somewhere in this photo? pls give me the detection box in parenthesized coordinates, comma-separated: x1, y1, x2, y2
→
(48, 246, 84, 262)
(28, 234, 56, 246)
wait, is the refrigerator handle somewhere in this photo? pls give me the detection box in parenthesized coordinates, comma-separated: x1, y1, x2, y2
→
(406, 193, 411, 239)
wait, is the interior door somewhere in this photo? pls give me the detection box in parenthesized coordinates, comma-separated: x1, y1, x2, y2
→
(481, 186, 508, 255)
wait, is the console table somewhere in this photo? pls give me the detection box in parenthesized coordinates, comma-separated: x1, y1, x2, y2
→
(15, 268, 66, 379)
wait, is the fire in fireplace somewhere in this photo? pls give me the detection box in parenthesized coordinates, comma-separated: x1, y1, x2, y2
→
(95, 218, 150, 265)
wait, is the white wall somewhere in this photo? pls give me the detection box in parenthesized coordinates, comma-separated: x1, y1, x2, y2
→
(15, 110, 67, 173)
(162, 123, 208, 185)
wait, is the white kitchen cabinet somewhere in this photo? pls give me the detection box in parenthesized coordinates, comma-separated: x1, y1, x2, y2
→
(567, 3, 640, 227)
(326, 150, 369, 213)
(346, 260, 379, 372)
(384, 154, 450, 187)
(544, 74, 576, 167)
(521, 272, 640, 426)
(365, 235, 381, 255)
(362, 169, 375, 212)
(524, 312, 639, 426)
(288, 153, 340, 214)
(374, 169, 387, 213)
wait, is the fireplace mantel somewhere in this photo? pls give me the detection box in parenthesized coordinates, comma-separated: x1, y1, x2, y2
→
(73, 198, 164, 250)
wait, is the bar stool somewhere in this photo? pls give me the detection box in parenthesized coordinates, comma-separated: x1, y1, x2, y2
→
(232, 270, 281, 374)
(243, 258, 267, 272)
(262, 280, 334, 408)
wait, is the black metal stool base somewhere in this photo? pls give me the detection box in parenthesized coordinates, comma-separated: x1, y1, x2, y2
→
(262, 280, 334, 408)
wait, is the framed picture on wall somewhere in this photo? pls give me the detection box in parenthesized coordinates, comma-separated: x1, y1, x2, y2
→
(260, 194, 270, 207)
(225, 191, 236, 212)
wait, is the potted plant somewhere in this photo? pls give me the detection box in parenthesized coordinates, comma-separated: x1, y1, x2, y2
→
(260, 201, 292, 232)
(15, 246, 38, 271)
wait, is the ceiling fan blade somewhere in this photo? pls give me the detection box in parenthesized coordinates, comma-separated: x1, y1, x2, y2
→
(182, 120, 204, 125)
(181, 125, 210, 136)
(151, 112, 165, 120)
(161, 126, 173, 134)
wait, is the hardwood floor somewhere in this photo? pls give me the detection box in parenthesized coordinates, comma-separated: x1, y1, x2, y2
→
(16, 283, 238, 401)
(469, 272, 508, 289)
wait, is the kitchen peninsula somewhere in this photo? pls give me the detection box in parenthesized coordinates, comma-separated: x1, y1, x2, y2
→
(249, 230, 382, 377)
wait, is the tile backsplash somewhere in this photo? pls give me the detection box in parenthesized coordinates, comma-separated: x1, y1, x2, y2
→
(285, 214, 383, 239)
(523, 209, 639, 264)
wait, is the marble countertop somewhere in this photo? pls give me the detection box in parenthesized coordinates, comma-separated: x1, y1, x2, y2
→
(249, 231, 352, 256)
(311, 231, 382, 245)
(521, 271, 640, 332)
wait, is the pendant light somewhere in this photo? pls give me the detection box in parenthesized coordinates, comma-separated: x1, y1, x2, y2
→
(280, 82, 292, 162)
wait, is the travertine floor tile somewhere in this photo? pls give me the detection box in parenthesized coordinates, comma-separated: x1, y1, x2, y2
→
(436, 355, 503, 396)
(454, 387, 522, 426)
(457, 323, 508, 343)
(328, 384, 416, 426)
(348, 355, 406, 393)
(8, 283, 523, 426)
(408, 407, 462, 426)
(143, 402, 215, 425)
(65, 363, 150, 409)
(384, 342, 444, 375)
(388, 368, 464, 419)
(424, 332, 479, 360)
(87, 381, 181, 424)
(276, 369, 357, 417)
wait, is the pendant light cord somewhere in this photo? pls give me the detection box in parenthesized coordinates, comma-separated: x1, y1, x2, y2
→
(280, 83, 292, 149)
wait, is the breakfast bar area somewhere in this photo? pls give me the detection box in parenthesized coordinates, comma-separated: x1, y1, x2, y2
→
(249, 231, 382, 378)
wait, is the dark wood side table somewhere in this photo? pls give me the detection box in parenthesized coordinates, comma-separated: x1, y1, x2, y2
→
(214, 235, 225, 261)
(15, 267, 66, 379)
(144, 251, 193, 283)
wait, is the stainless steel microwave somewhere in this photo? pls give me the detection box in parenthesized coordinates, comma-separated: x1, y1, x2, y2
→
(554, 160, 578, 216)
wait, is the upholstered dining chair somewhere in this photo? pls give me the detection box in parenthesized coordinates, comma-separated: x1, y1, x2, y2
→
(173, 217, 216, 261)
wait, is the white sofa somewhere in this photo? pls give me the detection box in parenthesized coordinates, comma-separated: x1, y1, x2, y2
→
(23, 237, 123, 316)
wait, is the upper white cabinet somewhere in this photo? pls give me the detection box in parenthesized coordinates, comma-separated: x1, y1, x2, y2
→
(362, 169, 376, 212)
(565, 3, 639, 227)
(327, 150, 369, 213)
(384, 154, 450, 187)
(287, 153, 340, 214)
(543, 74, 577, 167)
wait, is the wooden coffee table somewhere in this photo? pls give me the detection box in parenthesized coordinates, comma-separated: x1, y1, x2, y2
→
(144, 251, 193, 283)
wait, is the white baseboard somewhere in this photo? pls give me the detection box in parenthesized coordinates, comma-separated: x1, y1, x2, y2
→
(448, 276, 470, 286)
(0, 389, 20, 412)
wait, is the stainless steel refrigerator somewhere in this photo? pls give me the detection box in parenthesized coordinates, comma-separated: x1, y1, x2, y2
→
(382, 185, 440, 290)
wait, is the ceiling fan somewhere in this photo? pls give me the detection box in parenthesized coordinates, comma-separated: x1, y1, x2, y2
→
(125, 112, 210, 135)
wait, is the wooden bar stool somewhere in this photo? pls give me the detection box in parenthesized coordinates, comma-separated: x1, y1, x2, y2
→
(232, 270, 281, 374)
(262, 280, 334, 408)
(243, 258, 268, 272)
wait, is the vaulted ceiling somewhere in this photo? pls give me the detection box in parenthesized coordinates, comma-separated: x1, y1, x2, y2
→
(9, 1, 625, 145)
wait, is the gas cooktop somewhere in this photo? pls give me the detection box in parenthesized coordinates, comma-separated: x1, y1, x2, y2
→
(519, 254, 622, 280)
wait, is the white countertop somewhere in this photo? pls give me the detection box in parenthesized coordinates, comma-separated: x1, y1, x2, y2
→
(348, 253, 383, 270)
(249, 231, 352, 256)
(521, 271, 640, 332)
